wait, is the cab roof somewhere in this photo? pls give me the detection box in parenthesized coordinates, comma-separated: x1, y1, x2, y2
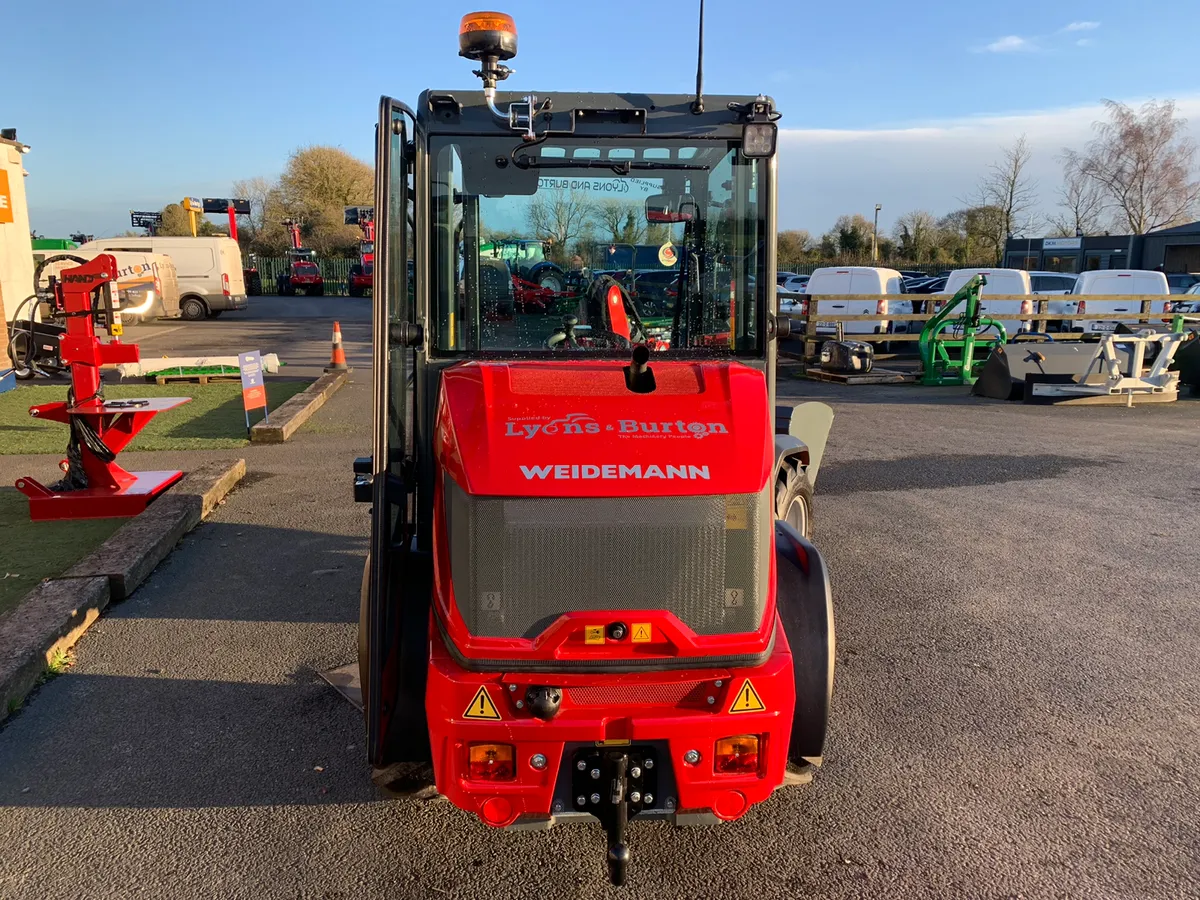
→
(417, 90, 772, 141)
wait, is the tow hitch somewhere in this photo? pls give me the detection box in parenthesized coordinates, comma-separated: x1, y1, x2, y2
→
(572, 747, 659, 885)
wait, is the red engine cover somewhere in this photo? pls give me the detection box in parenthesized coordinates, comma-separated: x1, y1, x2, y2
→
(436, 359, 772, 498)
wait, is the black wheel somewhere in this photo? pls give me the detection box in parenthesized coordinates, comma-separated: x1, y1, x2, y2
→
(348, 283, 362, 298)
(280, 280, 295, 297)
(180, 297, 207, 321)
(246, 273, 262, 296)
(775, 465, 814, 540)
(207, 310, 223, 319)
(313, 284, 324, 297)
(533, 265, 566, 293)
(774, 524, 834, 764)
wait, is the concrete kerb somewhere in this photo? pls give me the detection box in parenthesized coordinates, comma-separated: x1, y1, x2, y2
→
(250, 369, 350, 444)
(0, 458, 245, 723)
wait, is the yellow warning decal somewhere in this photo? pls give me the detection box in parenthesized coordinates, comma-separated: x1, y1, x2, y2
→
(728, 679, 766, 714)
(631, 623, 653, 643)
(462, 686, 503, 721)
(584, 625, 605, 645)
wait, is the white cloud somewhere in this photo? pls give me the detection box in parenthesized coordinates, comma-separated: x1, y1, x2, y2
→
(1063, 21, 1100, 31)
(979, 35, 1034, 53)
(775, 95, 1200, 234)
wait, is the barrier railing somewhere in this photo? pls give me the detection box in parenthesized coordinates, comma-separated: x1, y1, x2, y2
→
(779, 294, 1179, 360)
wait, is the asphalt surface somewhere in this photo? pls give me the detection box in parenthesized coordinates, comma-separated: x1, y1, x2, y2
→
(128, 295, 370, 381)
(2, 326, 1199, 897)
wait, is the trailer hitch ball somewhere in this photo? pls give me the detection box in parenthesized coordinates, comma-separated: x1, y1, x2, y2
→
(525, 685, 562, 720)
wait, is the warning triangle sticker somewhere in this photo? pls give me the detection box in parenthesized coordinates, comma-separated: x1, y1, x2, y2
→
(462, 686, 503, 721)
(728, 679, 766, 714)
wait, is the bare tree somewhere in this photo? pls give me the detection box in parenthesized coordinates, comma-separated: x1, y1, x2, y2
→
(972, 135, 1040, 246)
(231, 176, 275, 239)
(1073, 99, 1200, 234)
(1047, 152, 1106, 237)
(595, 200, 645, 244)
(528, 190, 595, 262)
(892, 210, 938, 261)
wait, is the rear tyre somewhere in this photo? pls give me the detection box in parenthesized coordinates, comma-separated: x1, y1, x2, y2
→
(775, 465, 814, 540)
(313, 284, 324, 297)
(207, 310, 223, 319)
(774, 524, 834, 764)
(180, 297, 207, 321)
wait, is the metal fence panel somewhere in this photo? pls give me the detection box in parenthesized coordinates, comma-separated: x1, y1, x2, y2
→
(244, 256, 361, 295)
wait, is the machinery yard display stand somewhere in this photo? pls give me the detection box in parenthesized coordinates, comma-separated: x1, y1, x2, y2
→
(14, 254, 190, 521)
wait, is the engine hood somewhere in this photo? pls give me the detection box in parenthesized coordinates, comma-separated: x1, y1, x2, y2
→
(436, 360, 772, 497)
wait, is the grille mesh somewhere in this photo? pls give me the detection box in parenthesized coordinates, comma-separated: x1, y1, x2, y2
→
(447, 481, 769, 639)
(567, 681, 706, 706)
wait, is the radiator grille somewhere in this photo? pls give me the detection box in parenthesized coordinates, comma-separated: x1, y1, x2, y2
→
(567, 681, 707, 706)
(446, 480, 770, 639)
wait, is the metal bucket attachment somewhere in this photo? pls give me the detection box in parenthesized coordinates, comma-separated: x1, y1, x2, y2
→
(972, 343, 1132, 401)
(819, 340, 873, 375)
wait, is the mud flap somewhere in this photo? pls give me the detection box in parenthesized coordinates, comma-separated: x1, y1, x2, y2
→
(786, 402, 834, 485)
(774, 521, 834, 763)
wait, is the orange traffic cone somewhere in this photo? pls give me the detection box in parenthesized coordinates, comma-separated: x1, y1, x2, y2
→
(325, 321, 349, 372)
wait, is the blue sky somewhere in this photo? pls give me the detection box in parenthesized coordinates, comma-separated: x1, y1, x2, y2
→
(7, 0, 1199, 239)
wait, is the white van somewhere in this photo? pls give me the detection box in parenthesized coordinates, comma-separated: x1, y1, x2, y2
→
(1067, 270, 1170, 333)
(804, 267, 911, 335)
(940, 269, 1032, 340)
(81, 236, 247, 320)
(32, 250, 181, 324)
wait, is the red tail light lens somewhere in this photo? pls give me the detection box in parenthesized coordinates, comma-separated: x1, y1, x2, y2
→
(222, 272, 231, 296)
(468, 743, 515, 781)
(714, 735, 761, 775)
(1077, 299, 1087, 314)
(876, 298, 887, 315)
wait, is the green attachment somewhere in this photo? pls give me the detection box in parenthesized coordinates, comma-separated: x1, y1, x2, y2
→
(917, 274, 1008, 386)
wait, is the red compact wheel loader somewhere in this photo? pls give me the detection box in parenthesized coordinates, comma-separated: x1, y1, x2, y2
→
(353, 10, 835, 886)
(346, 206, 375, 297)
(277, 219, 324, 296)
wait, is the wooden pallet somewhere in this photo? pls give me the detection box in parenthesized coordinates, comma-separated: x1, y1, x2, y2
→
(152, 373, 241, 385)
(803, 366, 916, 385)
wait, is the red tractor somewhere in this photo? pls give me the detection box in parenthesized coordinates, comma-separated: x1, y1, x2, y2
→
(276, 219, 325, 296)
(353, 11, 834, 886)
(346, 206, 375, 297)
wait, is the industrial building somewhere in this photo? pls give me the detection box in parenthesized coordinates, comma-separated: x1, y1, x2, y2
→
(1004, 222, 1200, 274)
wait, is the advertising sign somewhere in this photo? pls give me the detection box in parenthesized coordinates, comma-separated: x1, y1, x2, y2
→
(239, 351, 268, 430)
(0, 170, 13, 225)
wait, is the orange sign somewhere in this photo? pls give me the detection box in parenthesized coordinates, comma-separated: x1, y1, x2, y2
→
(0, 170, 13, 225)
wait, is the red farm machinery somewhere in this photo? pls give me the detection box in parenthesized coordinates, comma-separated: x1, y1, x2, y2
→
(276, 218, 325, 296)
(352, 10, 835, 885)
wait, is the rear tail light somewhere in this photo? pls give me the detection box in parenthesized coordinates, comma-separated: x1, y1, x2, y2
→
(222, 272, 231, 296)
(468, 743, 515, 781)
(1077, 299, 1087, 314)
(876, 298, 887, 315)
(714, 734, 761, 775)
(1020, 298, 1033, 316)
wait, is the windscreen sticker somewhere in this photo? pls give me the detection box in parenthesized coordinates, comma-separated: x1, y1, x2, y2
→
(657, 243, 677, 267)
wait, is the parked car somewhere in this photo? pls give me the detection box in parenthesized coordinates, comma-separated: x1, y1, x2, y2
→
(1066, 269, 1171, 333)
(1166, 273, 1200, 294)
(776, 271, 801, 286)
(896, 270, 927, 280)
(779, 274, 809, 293)
(1029, 271, 1078, 295)
(804, 266, 911, 335)
(908, 277, 946, 294)
(940, 269, 1033, 339)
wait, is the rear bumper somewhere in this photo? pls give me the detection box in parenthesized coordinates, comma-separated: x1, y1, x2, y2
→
(207, 293, 248, 311)
(425, 624, 796, 828)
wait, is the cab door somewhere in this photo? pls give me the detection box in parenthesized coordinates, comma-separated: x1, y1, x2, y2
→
(360, 97, 427, 767)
